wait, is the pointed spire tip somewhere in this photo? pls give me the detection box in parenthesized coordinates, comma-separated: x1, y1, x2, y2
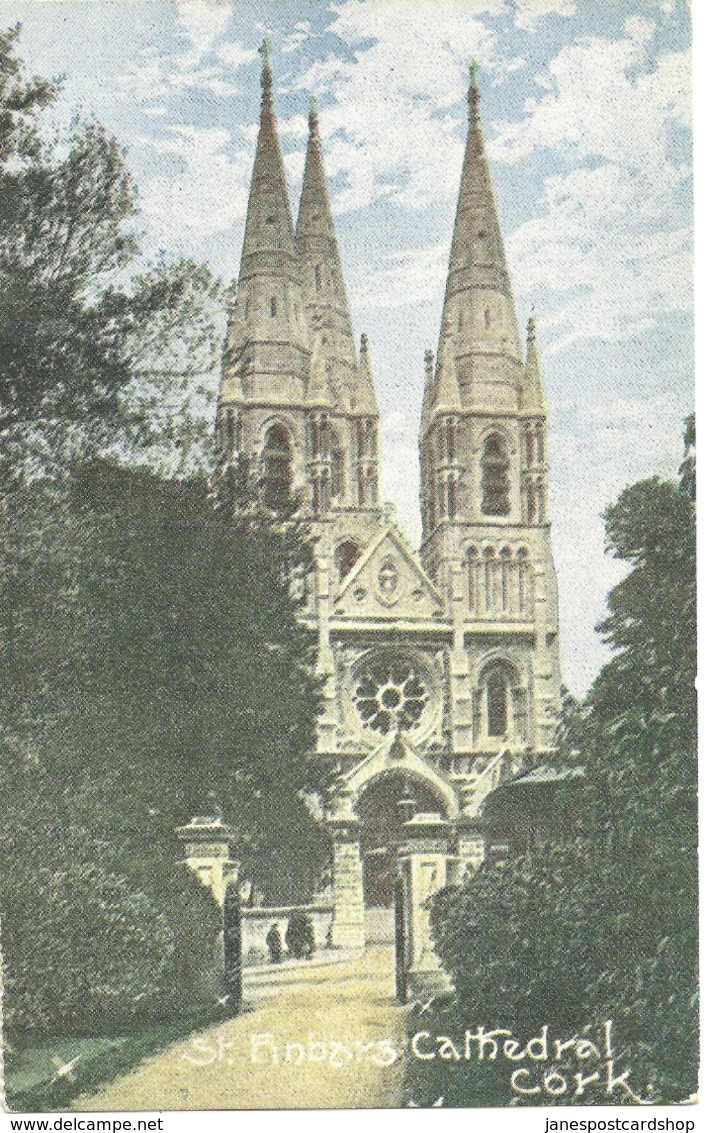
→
(468, 58, 481, 120)
(308, 94, 319, 138)
(259, 37, 273, 103)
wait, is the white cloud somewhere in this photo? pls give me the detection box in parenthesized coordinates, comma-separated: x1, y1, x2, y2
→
(507, 169, 691, 351)
(216, 42, 259, 72)
(352, 243, 448, 310)
(514, 0, 576, 33)
(282, 21, 315, 54)
(380, 411, 422, 546)
(550, 394, 685, 694)
(137, 125, 250, 244)
(176, 0, 233, 55)
(489, 21, 691, 351)
(490, 23, 690, 182)
(286, 0, 505, 212)
(116, 36, 255, 104)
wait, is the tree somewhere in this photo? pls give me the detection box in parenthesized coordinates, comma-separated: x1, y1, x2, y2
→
(0, 463, 331, 1032)
(0, 24, 55, 165)
(0, 27, 228, 484)
(0, 462, 332, 1032)
(0, 29, 327, 1039)
(107, 260, 231, 477)
(426, 418, 697, 1106)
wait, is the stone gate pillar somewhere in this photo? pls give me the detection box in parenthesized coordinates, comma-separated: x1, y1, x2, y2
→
(398, 813, 453, 998)
(328, 815, 366, 949)
(177, 814, 239, 906)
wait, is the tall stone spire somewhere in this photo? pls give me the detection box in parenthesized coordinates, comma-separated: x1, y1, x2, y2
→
(222, 39, 310, 406)
(296, 96, 365, 413)
(436, 65, 523, 416)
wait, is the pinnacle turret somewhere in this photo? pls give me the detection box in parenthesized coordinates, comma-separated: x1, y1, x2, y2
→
(355, 333, 378, 415)
(521, 314, 547, 416)
(420, 347, 435, 432)
(432, 316, 462, 415)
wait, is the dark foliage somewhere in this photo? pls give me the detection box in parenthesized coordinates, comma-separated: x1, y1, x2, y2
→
(425, 418, 697, 1106)
(0, 463, 331, 1032)
(0, 731, 221, 1034)
(0, 30, 330, 1039)
(0, 28, 227, 484)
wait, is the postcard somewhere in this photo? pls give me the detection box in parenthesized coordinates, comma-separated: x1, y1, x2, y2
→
(0, 0, 695, 1116)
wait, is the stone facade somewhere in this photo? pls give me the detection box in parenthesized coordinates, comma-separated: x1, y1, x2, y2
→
(216, 48, 562, 968)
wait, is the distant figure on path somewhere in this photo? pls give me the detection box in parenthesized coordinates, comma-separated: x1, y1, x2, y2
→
(286, 911, 315, 960)
(265, 922, 283, 964)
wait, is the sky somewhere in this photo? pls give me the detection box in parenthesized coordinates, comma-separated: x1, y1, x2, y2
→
(2, 0, 693, 696)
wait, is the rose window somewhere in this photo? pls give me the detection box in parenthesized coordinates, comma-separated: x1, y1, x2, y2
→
(352, 658, 430, 735)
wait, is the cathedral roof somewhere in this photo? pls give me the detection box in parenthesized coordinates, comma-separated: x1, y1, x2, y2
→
(354, 333, 379, 416)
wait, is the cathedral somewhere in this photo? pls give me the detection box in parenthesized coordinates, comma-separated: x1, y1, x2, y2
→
(215, 46, 561, 972)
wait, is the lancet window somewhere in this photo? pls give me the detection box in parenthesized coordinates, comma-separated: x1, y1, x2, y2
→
(335, 540, 361, 581)
(261, 424, 292, 509)
(525, 480, 545, 525)
(477, 661, 527, 743)
(330, 430, 344, 500)
(524, 424, 545, 468)
(481, 434, 510, 516)
(468, 546, 533, 618)
(486, 669, 508, 737)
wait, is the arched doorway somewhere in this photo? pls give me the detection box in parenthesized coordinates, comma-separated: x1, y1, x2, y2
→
(355, 773, 446, 917)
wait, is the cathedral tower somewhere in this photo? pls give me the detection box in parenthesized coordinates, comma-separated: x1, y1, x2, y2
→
(419, 67, 561, 766)
(217, 45, 381, 536)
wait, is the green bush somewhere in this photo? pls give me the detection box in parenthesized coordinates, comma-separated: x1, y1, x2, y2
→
(0, 744, 221, 1036)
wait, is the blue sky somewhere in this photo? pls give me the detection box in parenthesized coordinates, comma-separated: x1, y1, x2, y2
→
(2, 0, 693, 695)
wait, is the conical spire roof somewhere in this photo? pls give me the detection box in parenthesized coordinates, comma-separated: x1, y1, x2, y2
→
(296, 97, 363, 411)
(296, 98, 339, 260)
(241, 40, 298, 278)
(521, 315, 547, 416)
(436, 66, 523, 414)
(222, 41, 310, 401)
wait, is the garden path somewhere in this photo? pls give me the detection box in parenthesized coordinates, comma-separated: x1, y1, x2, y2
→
(73, 946, 406, 1111)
